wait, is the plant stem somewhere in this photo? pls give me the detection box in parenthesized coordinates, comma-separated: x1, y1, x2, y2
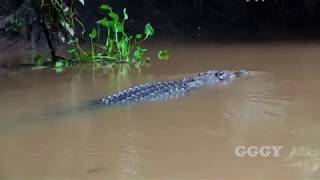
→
(114, 24, 122, 60)
(91, 38, 95, 62)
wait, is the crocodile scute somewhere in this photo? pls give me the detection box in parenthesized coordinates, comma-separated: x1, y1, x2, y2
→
(100, 70, 248, 106)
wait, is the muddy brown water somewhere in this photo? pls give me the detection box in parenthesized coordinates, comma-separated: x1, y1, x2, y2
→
(1, 41, 320, 179)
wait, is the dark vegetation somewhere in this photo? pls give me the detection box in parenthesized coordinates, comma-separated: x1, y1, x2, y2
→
(74, 0, 320, 39)
(2, 0, 320, 37)
(1, 0, 320, 69)
(0, 0, 170, 70)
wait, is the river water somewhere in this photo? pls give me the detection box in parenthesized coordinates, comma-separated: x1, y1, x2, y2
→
(1, 41, 320, 179)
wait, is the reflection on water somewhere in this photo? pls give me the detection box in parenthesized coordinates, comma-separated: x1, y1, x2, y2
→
(287, 146, 320, 174)
(1, 41, 320, 179)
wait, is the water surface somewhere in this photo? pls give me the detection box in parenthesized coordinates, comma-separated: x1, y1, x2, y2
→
(1, 41, 320, 179)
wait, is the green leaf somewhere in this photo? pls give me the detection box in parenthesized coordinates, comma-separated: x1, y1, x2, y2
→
(157, 50, 170, 60)
(144, 23, 155, 37)
(135, 33, 143, 40)
(119, 38, 129, 54)
(108, 12, 119, 22)
(119, 38, 126, 48)
(89, 28, 97, 39)
(114, 22, 123, 33)
(68, 48, 80, 60)
(133, 46, 148, 61)
(100, 4, 112, 12)
(68, 48, 76, 54)
(96, 18, 112, 27)
(55, 61, 64, 68)
(123, 8, 128, 21)
(34, 55, 45, 66)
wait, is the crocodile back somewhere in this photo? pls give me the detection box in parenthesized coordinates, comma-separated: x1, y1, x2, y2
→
(99, 70, 247, 106)
(101, 80, 192, 106)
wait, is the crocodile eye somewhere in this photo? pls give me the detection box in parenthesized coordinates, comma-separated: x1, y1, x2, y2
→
(215, 72, 224, 80)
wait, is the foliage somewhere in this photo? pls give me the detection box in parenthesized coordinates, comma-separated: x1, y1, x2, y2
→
(34, 55, 46, 66)
(4, 0, 170, 70)
(3, 16, 23, 34)
(158, 50, 170, 60)
(54, 58, 71, 73)
(73, 3, 166, 65)
(33, 54, 71, 73)
(43, 0, 85, 47)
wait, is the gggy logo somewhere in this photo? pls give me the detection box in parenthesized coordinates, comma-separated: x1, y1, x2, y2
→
(235, 146, 283, 157)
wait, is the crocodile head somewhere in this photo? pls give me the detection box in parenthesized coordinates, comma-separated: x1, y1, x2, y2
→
(196, 70, 220, 84)
(215, 71, 237, 80)
(189, 70, 248, 87)
(197, 70, 248, 82)
(216, 70, 248, 81)
(197, 70, 237, 83)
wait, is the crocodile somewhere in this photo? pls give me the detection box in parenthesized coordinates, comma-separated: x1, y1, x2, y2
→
(99, 70, 248, 106)
(0, 69, 248, 131)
